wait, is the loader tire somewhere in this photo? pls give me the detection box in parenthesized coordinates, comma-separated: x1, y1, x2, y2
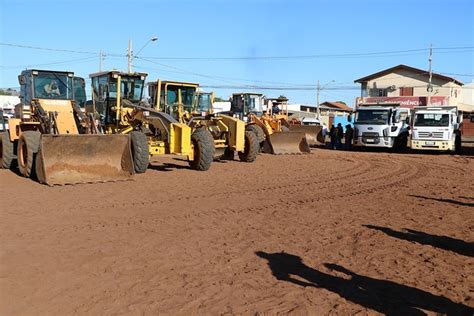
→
(0, 132, 15, 169)
(17, 131, 41, 178)
(130, 131, 149, 174)
(221, 147, 235, 160)
(189, 128, 215, 171)
(238, 130, 259, 162)
(246, 124, 265, 144)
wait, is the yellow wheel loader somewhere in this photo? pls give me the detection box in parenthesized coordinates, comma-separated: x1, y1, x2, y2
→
(266, 96, 323, 146)
(229, 93, 311, 154)
(147, 80, 259, 162)
(88, 71, 215, 171)
(0, 69, 134, 185)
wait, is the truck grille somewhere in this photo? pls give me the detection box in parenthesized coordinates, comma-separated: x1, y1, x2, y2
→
(418, 131, 444, 138)
(361, 132, 380, 144)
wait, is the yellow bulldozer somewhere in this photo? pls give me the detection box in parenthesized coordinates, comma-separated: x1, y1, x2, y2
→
(229, 93, 311, 154)
(147, 80, 259, 162)
(0, 69, 134, 185)
(88, 71, 215, 171)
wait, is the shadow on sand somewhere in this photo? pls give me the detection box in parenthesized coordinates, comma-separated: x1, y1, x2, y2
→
(256, 251, 473, 315)
(409, 194, 474, 207)
(364, 225, 474, 257)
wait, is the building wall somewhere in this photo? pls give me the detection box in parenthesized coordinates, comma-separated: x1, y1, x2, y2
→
(361, 69, 463, 106)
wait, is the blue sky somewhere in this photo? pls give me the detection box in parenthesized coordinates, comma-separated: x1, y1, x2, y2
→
(0, 0, 473, 105)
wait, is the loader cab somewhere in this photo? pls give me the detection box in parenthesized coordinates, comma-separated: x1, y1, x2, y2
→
(194, 92, 214, 114)
(147, 80, 199, 119)
(18, 69, 75, 104)
(73, 77, 87, 108)
(90, 71, 146, 126)
(230, 93, 265, 120)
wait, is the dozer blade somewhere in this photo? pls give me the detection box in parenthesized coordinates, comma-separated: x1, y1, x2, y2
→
(288, 125, 323, 145)
(35, 134, 134, 185)
(262, 131, 311, 154)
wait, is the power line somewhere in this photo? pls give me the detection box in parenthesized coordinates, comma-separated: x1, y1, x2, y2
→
(139, 46, 474, 61)
(0, 56, 98, 69)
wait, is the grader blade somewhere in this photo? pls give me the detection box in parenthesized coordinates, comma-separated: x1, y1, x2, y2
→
(263, 131, 311, 154)
(288, 125, 323, 145)
(35, 134, 134, 185)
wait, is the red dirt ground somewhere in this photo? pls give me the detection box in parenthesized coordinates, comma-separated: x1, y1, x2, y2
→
(1, 149, 473, 315)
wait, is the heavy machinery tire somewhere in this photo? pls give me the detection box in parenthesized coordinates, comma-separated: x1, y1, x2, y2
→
(238, 130, 259, 162)
(17, 131, 41, 178)
(246, 124, 265, 144)
(130, 131, 149, 173)
(0, 132, 15, 169)
(189, 128, 215, 171)
(221, 147, 235, 160)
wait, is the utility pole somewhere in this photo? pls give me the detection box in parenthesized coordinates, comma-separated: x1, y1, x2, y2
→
(127, 39, 133, 73)
(99, 50, 103, 72)
(427, 43, 433, 106)
(316, 80, 320, 119)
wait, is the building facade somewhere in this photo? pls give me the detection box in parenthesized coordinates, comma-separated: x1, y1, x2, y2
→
(354, 64, 472, 111)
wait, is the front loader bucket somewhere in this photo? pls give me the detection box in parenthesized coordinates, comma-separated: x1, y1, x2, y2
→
(262, 131, 311, 154)
(288, 125, 323, 145)
(35, 134, 134, 185)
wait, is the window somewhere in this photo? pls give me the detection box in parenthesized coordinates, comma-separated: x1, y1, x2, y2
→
(369, 88, 388, 97)
(399, 87, 414, 96)
(33, 72, 73, 100)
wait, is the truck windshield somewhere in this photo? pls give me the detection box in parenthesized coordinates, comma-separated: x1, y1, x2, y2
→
(33, 72, 73, 100)
(414, 113, 449, 127)
(355, 109, 390, 125)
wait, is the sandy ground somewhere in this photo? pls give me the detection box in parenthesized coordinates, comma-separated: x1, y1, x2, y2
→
(0, 148, 473, 315)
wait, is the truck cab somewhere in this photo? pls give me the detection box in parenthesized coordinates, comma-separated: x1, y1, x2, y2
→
(353, 104, 410, 149)
(410, 106, 461, 152)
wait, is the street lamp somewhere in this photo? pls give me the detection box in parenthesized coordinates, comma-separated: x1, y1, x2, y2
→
(128, 36, 158, 73)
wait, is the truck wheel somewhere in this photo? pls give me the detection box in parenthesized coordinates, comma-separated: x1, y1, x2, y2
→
(189, 128, 215, 171)
(17, 131, 41, 178)
(238, 130, 259, 162)
(0, 132, 16, 169)
(130, 131, 149, 173)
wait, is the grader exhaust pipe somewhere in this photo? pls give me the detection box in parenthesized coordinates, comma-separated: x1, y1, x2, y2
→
(35, 134, 134, 185)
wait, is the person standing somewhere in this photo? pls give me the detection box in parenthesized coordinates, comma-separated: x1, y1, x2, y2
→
(329, 124, 336, 149)
(336, 123, 344, 150)
(321, 123, 328, 144)
(345, 124, 354, 150)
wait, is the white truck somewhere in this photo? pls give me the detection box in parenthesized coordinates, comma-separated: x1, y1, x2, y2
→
(353, 104, 410, 149)
(410, 106, 462, 152)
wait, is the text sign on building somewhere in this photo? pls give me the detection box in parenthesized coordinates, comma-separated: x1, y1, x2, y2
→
(361, 96, 449, 108)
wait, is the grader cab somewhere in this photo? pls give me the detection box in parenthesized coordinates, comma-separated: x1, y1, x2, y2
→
(0, 69, 134, 185)
(89, 71, 215, 171)
(230, 93, 311, 154)
(148, 80, 259, 162)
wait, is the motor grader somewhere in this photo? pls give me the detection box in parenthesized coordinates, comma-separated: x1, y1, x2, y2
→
(88, 71, 215, 172)
(229, 93, 311, 154)
(0, 69, 134, 185)
(147, 80, 259, 162)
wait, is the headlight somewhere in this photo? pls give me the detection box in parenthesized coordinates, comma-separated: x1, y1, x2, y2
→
(383, 128, 389, 137)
